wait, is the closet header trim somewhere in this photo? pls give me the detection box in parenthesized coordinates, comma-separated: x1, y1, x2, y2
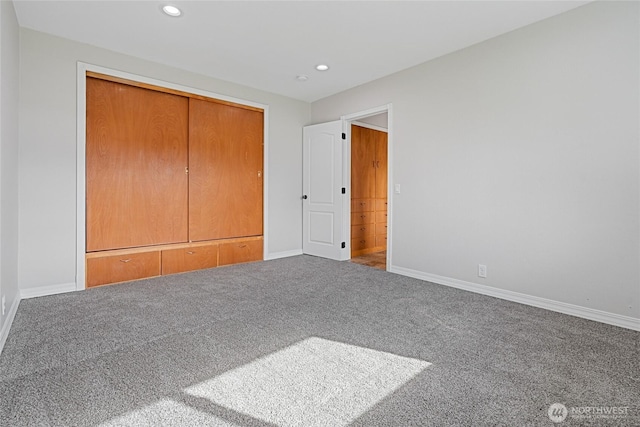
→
(86, 71, 264, 113)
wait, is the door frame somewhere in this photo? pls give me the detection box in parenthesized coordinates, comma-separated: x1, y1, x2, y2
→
(341, 104, 393, 270)
(75, 62, 269, 291)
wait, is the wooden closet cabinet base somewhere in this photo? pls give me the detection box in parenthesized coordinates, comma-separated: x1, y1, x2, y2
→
(219, 238, 264, 266)
(86, 236, 263, 288)
(86, 249, 161, 288)
(161, 242, 219, 276)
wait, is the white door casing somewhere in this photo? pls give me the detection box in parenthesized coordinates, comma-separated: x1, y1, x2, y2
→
(302, 121, 347, 260)
(342, 104, 392, 269)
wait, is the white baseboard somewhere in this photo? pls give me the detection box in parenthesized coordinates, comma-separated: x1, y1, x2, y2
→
(0, 295, 21, 356)
(20, 282, 77, 299)
(265, 249, 304, 261)
(1, 281, 77, 355)
(389, 265, 640, 332)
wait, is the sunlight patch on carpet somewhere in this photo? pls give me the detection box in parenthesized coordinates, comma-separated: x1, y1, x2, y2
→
(184, 337, 431, 426)
(98, 398, 240, 427)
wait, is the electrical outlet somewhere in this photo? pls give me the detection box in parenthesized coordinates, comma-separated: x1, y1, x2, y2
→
(478, 264, 487, 278)
(1, 295, 5, 316)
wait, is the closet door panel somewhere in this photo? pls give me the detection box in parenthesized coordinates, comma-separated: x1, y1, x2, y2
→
(351, 125, 376, 199)
(375, 131, 388, 199)
(189, 99, 263, 241)
(86, 78, 189, 252)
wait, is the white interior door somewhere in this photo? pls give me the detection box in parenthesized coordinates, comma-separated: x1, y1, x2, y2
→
(302, 121, 347, 260)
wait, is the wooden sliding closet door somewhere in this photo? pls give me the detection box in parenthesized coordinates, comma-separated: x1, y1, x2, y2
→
(86, 78, 189, 251)
(188, 99, 263, 241)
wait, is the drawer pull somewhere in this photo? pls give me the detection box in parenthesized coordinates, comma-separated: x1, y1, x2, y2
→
(120, 259, 131, 263)
(238, 244, 247, 248)
(360, 215, 366, 218)
(360, 227, 366, 231)
(186, 251, 195, 255)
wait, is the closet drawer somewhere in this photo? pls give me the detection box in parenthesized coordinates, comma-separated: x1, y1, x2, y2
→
(351, 211, 374, 226)
(162, 244, 218, 275)
(375, 199, 388, 211)
(351, 224, 374, 240)
(351, 237, 374, 252)
(86, 250, 160, 287)
(375, 210, 388, 224)
(219, 238, 263, 266)
(351, 199, 373, 213)
(375, 223, 388, 236)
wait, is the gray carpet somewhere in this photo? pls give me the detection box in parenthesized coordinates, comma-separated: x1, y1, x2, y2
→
(0, 255, 638, 426)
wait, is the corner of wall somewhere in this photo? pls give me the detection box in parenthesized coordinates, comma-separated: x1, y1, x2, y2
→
(0, 0, 22, 355)
(0, 294, 19, 356)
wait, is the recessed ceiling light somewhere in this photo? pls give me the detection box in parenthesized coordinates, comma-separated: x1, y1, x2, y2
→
(296, 75, 309, 82)
(162, 5, 182, 17)
(315, 64, 330, 71)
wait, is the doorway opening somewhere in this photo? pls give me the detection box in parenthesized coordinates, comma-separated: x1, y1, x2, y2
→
(345, 111, 389, 271)
(301, 104, 391, 268)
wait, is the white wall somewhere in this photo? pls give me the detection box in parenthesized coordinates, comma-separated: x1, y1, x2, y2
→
(312, 1, 639, 323)
(19, 29, 308, 294)
(0, 0, 21, 351)
(358, 112, 388, 130)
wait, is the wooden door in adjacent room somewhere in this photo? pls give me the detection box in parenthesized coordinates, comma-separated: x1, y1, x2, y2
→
(350, 124, 388, 258)
(351, 124, 376, 200)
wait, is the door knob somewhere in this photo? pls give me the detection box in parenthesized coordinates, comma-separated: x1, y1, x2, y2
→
(302, 195, 308, 199)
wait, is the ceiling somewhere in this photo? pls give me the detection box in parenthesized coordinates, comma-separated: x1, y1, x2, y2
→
(13, 1, 589, 102)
